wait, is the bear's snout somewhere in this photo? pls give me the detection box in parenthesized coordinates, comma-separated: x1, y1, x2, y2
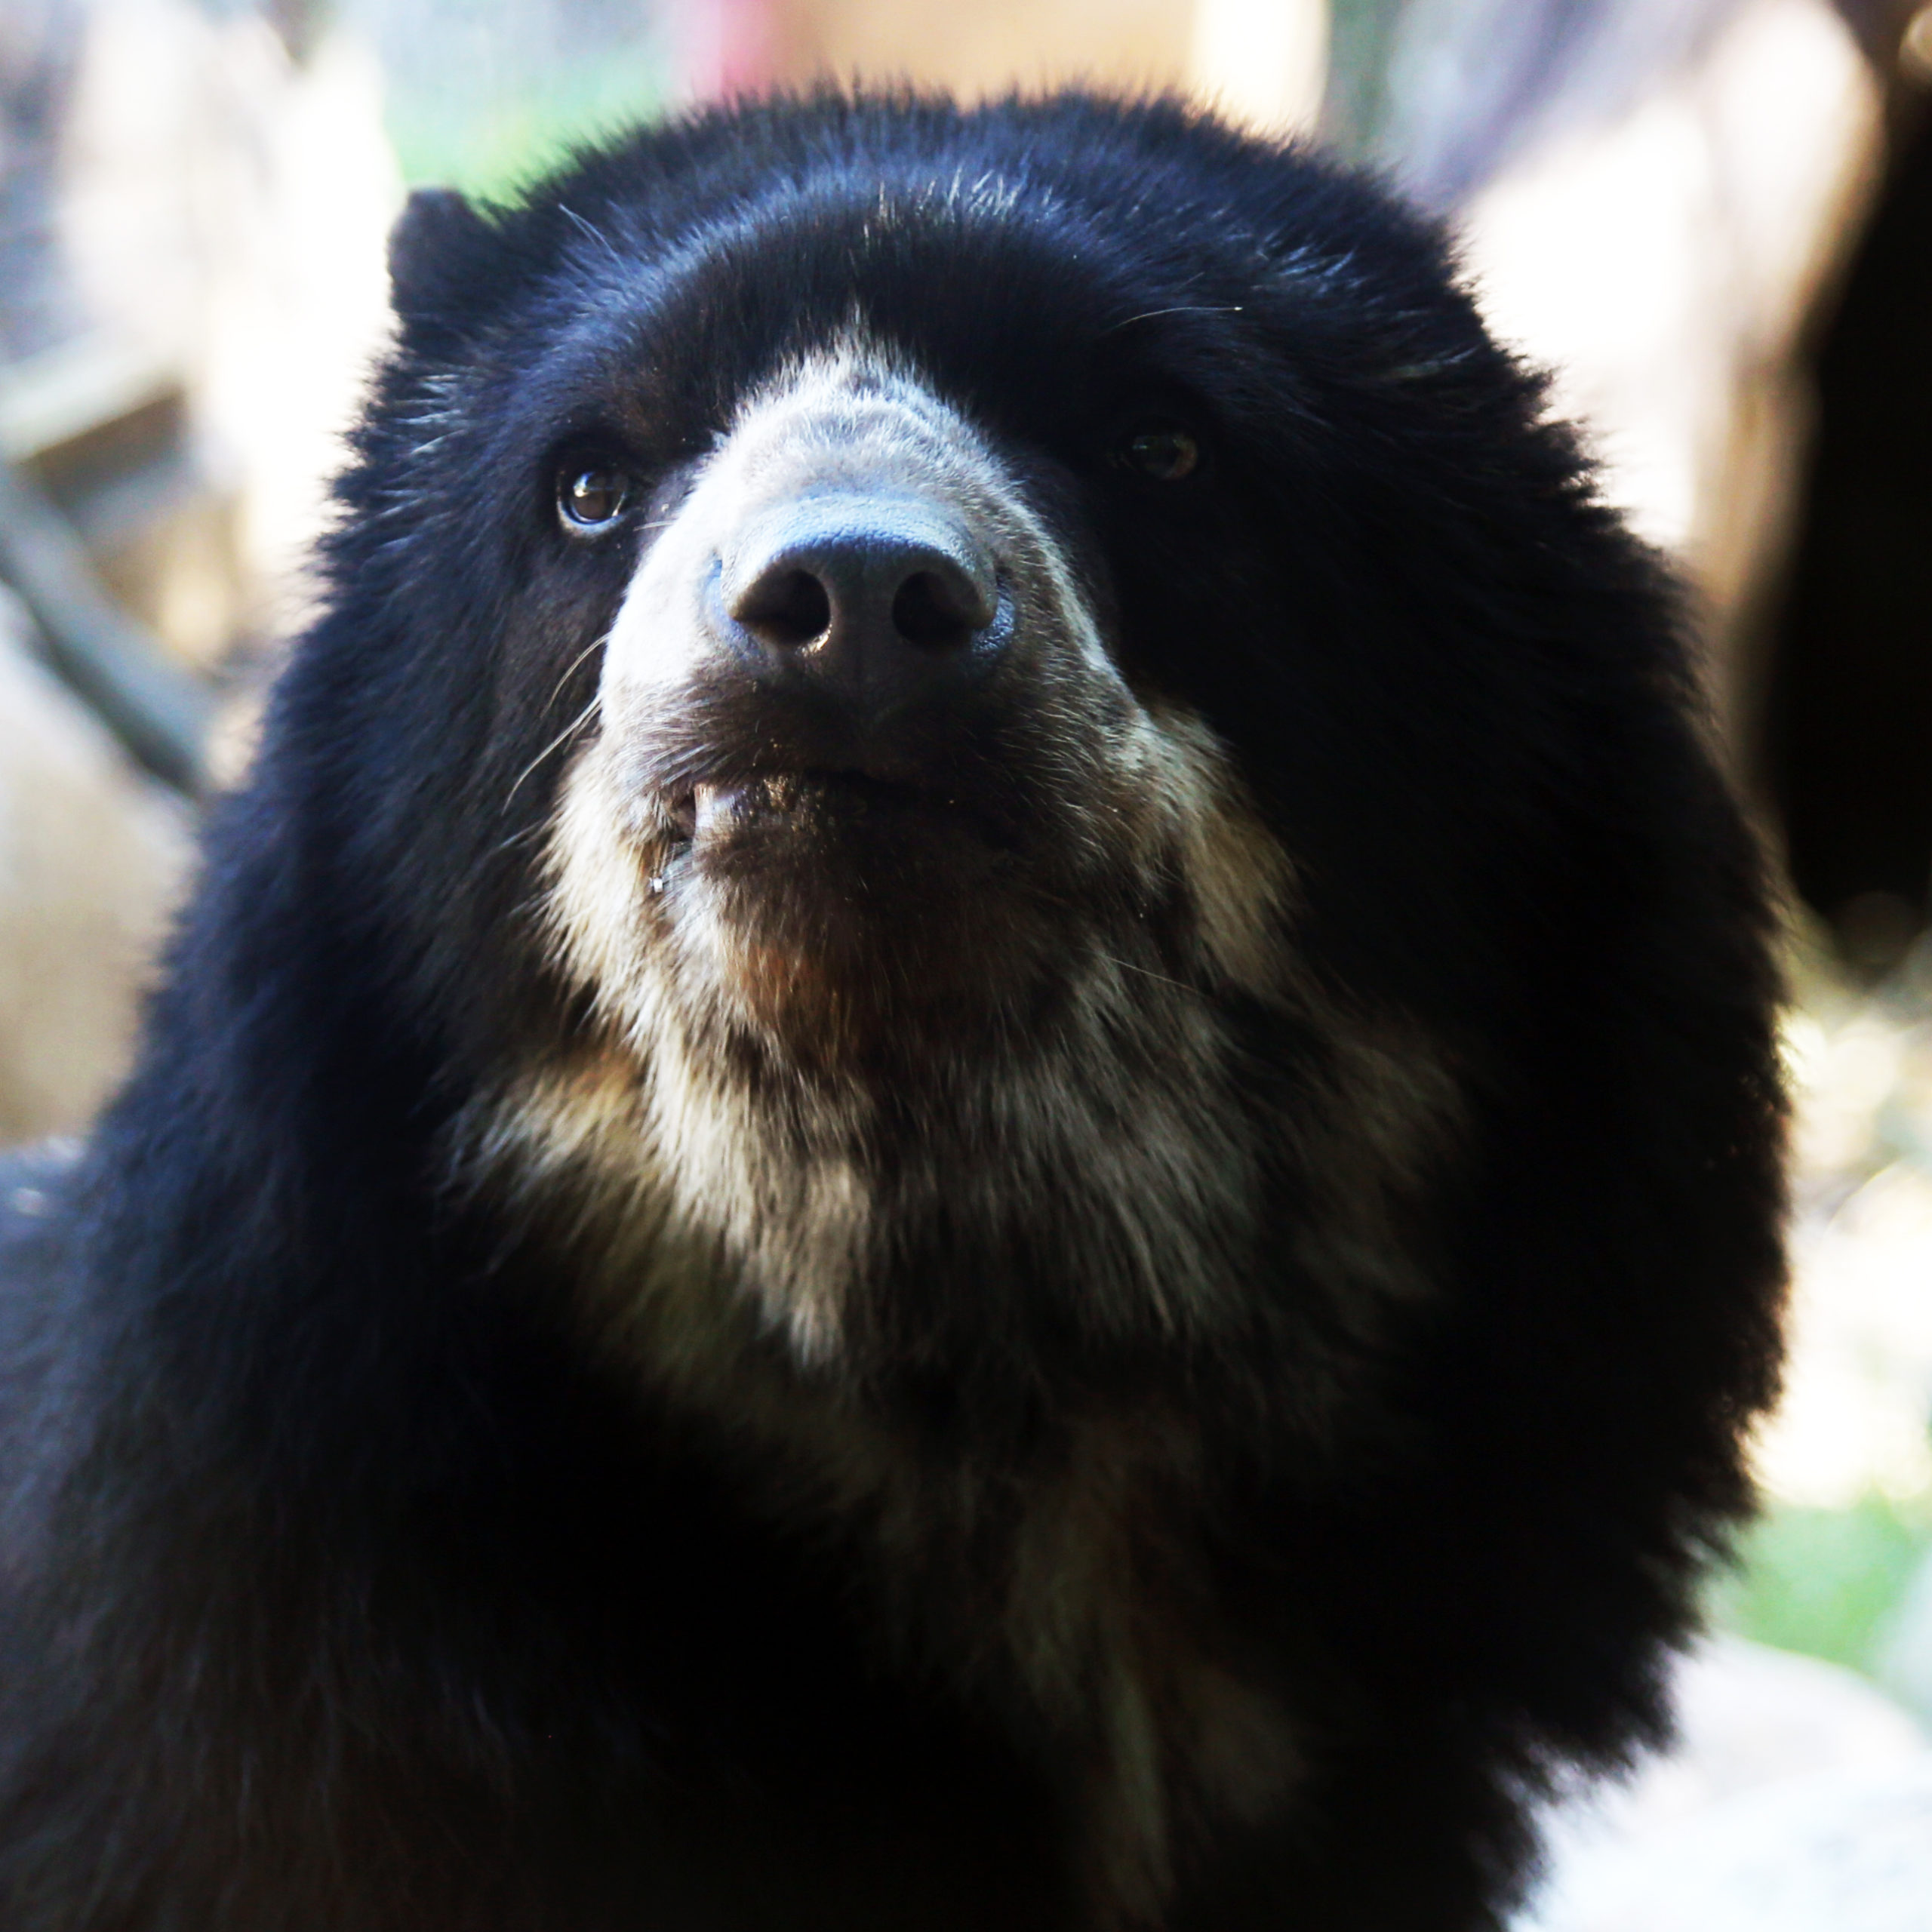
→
(712, 496, 1012, 725)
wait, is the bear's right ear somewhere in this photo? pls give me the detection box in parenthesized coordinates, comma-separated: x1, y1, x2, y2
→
(388, 186, 501, 342)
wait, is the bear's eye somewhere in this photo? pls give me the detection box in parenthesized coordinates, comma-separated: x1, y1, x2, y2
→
(1116, 424, 1201, 483)
(557, 466, 632, 533)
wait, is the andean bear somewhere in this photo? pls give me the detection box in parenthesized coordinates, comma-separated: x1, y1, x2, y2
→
(0, 94, 1786, 1931)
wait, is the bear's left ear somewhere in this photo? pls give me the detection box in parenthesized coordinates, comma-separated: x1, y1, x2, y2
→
(388, 186, 503, 342)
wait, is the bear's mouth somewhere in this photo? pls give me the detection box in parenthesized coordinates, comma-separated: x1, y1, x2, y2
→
(665, 769, 1019, 863)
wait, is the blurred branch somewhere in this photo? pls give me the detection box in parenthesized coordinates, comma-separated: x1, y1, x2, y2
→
(0, 460, 211, 795)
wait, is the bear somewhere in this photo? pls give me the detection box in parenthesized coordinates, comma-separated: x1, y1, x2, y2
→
(0, 94, 1786, 1931)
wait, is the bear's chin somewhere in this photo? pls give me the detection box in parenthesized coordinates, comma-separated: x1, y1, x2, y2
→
(697, 881, 1072, 1075)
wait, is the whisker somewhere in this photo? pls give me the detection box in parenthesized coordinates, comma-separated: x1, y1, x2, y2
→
(503, 695, 601, 815)
(545, 635, 610, 715)
(1095, 951, 1198, 996)
(494, 823, 549, 859)
(558, 204, 626, 269)
(1103, 305, 1244, 334)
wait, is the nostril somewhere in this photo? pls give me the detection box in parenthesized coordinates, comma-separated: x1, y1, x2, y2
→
(734, 568, 832, 648)
(891, 569, 986, 649)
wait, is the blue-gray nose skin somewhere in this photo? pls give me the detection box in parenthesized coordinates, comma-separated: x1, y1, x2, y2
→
(715, 498, 1009, 718)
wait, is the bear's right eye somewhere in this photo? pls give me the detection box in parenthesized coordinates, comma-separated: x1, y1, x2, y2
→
(557, 466, 632, 534)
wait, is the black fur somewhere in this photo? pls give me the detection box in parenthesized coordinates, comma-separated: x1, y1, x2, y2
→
(0, 95, 1784, 1930)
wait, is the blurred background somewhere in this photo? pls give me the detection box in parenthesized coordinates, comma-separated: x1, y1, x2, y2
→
(1, 0, 1930, 1917)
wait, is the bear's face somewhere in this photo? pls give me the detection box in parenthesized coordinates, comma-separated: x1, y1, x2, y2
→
(365, 146, 1484, 1387)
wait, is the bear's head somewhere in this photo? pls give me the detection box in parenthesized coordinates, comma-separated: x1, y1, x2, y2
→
(241, 101, 1770, 1435)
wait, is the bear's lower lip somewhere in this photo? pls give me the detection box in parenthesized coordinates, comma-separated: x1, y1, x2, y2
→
(669, 773, 1012, 853)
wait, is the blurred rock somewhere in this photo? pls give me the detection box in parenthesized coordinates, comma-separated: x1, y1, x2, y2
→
(0, 584, 189, 1143)
(1461, 0, 1880, 611)
(1518, 1636, 1930, 1931)
(1524, 1754, 1932, 1932)
(59, 0, 400, 643)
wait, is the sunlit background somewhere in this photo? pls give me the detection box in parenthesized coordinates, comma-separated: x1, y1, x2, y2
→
(2, 0, 1930, 1919)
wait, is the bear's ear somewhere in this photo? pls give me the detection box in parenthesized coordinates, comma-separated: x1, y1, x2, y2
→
(388, 186, 502, 341)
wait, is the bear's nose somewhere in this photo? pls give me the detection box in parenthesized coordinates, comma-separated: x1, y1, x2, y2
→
(715, 500, 1006, 716)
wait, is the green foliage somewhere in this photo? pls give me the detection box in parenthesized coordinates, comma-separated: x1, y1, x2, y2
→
(386, 56, 669, 201)
(1706, 1493, 1932, 1678)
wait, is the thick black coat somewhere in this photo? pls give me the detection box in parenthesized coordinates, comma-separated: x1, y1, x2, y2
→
(0, 95, 1783, 1930)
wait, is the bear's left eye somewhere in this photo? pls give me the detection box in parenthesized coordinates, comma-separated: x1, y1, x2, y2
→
(557, 466, 632, 534)
(1115, 423, 1202, 483)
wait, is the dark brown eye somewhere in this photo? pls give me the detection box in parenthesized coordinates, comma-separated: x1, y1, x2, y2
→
(557, 466, 630, 531)
(1118, 425, 1201, 482)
